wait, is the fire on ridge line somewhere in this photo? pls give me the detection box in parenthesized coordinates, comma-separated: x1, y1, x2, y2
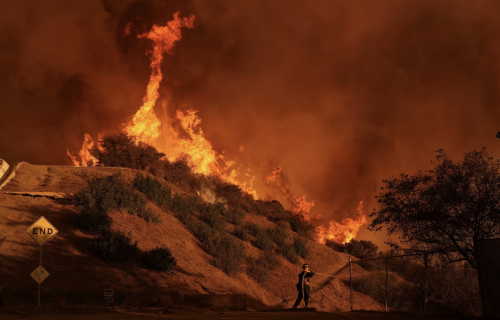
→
(66, 12, 366, 245)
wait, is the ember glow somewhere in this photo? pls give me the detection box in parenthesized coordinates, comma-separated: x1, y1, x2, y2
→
(66, 11, 365, 244)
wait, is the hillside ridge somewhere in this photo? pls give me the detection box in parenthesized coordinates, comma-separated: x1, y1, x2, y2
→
(0, 162, 383, 312)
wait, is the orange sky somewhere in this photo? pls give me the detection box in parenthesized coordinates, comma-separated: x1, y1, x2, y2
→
(1, 0, 500, 249)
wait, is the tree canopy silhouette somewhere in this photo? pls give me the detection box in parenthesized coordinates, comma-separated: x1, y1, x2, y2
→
(369, 148, 500, 269)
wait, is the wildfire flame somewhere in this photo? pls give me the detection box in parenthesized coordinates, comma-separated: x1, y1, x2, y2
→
(316, 201, 368, 244)
(172, 110, 258, 199)
(263, 166, 315, 219)
(66, 12, 366, 243)
(124, 12, 195, 145)
(66, 133, 103, 167)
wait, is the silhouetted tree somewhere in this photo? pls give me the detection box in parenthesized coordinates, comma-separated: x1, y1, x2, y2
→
(326, 239, 381, 260)
(370, 148, 500, 269)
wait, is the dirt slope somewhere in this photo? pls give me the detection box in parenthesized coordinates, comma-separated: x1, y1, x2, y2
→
(0, 163, 382, 312)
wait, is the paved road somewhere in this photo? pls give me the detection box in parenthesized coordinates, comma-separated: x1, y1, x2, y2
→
(0, 311, 465, 320)
(0, 311, 345, 320)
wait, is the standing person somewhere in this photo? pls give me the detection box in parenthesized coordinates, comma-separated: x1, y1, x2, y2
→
(292, 264, 315, 308)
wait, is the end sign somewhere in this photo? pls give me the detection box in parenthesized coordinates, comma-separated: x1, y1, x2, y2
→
(26, 216, 58, 246)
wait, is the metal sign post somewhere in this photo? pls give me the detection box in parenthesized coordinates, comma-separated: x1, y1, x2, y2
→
(26, 216, 59, 308)
(349, 257, 353, 312)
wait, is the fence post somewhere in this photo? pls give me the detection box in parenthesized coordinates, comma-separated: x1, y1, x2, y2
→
(424, 254, 428, 313)
(385, 257, 388, 312)
(349, 257, 353, 312)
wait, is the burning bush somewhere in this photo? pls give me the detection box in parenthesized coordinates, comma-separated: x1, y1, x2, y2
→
(90, 230, 138, 262)
(143, 246, 177, 272)
(91, 133, 165, 170)
(293, 237, 310, 259)
(133, 173, 172, 209)
(75, 207, 112, 233)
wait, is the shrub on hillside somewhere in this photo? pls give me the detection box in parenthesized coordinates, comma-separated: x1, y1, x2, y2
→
(163, 157, 201, 193)
(276, 220, 290, 230)
(210, 234, 245, 275)
(244, 222, 261, 236)
(222, 208, 244, 226)
(261, 251, 281, 270)
(246, 257, 268, 284)
(214, 180, 244, 205)
(246, 251, 281, 285)
(288, 215, 317, 240)
(91, 133, 165, 170)
(74, 172, 146, 215)
(192, 220, 217, 245)
(138, 208, 162, 225)
(255, 229, 274, 252)
(267, 226, 288, 245)
(213, 179, 255, 212)
(133, 173, 172, 208)
(251, 200, 293, 221)
(170, 194, 204, 217)
(327, 239, 381, 260)
(277, 243, 299, 264)
(200, 202, 226, 231)
(234, 227, 250, 242)
(143, 246, 177, 272)
(293, 237, 310, 259)
(90, 230, 138, 262)
(75, 207, 111, 233)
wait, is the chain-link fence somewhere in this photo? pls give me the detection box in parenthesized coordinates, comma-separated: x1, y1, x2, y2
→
(347, 253, 481, 316)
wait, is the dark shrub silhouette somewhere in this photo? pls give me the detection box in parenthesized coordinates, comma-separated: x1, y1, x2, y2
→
(143, 246, 177, 272)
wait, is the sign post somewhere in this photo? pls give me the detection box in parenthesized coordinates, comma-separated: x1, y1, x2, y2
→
(26, 216, 58, 308)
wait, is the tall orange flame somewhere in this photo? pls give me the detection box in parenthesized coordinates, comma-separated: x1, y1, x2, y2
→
(121, 13, 257, 199)
(263, 166, 315, 219)
(66, 12, 365, 243)
(316, 201, 368, 244)
(66, 133, 99, 167)
(173, 110, 258, 199)
(124, 12, 195, 145)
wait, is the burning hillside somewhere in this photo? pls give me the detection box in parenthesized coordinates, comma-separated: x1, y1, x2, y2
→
(66, 12, 366, 245)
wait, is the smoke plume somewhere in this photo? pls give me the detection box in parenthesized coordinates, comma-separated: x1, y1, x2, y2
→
(1, 0, 500, 247)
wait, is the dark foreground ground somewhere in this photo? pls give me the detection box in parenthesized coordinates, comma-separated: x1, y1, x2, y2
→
(0, 305, 470, 320)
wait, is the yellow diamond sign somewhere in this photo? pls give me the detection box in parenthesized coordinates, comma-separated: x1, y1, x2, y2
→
(26, 216, 58, 246)
(31, 265, 50, 284)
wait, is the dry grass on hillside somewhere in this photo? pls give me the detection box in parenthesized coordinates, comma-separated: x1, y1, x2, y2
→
(0, 163, 383, 312)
